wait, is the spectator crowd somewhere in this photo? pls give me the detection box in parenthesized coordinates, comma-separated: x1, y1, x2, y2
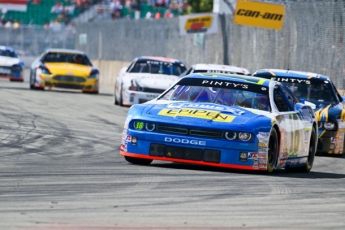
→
(0, 0, 189, 29)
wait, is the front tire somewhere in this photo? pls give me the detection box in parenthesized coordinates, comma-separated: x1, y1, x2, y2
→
(125, 156, 152, 165)
(29, 71, 35, 89)
(267, 128, 279, 173)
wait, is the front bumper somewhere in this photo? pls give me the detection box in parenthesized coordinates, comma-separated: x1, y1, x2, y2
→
(120, 129, 268, 171)
(37, 74, 99, 92)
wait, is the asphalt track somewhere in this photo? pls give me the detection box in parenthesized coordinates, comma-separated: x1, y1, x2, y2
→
(1, 74, 345, 230)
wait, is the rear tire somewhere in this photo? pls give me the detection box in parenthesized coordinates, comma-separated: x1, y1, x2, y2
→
(125, 156, 152, 165)
(119, 85, 124, 106)
(267, 128, 279, 173)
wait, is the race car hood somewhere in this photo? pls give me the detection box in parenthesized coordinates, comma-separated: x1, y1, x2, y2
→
(140, 101, 271, 131)
(314, 103, 344, 122)
(44, 63, 93, 76)
(123, 73, 179, 90)
(0, 56, 20, 66)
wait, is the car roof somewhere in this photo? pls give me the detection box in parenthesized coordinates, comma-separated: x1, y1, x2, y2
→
(0, 45, 15, 52)
(193, 63, 251, 74)
(185, 73, 272, 87)
(254, 69, 330, 81)
(44, 48, 86, 55)
(138, 56, 184, 64)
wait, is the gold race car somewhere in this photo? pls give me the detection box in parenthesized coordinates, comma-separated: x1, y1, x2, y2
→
(30, 49, 99, 93)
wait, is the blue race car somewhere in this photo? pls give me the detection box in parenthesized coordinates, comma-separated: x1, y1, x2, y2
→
(253, 69, 345, 157)
(0, 46, 25, 82)
(120, 73, 318, 173)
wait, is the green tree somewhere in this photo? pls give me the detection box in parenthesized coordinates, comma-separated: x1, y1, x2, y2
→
(187, 0, 214, 13)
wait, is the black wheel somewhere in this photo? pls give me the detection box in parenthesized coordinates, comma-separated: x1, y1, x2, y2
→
(119, 85, 124, 106)
(304, 126, 317, 172)
(267, 128, 279, 173)
(114, 84, 119, 105)
(124, 156, 153, 165)
(29, 71, 35, 89)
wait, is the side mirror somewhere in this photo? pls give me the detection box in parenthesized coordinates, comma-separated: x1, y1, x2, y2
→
(304, 100, 316, 110)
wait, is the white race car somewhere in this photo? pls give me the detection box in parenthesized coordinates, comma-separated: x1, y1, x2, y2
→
(180, 63, 251, 77)
(114, 56, 187, 106)
(0, 46, 25, 82)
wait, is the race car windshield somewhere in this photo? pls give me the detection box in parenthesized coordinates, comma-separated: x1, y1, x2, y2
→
(0, 49, 18, 58)
(42, 52, 92, 66)
(129, 60, 186, 76)
(285, 82, 337, 107)
(159, 83, 270, 112)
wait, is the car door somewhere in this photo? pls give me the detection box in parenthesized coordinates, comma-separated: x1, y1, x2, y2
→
(273, 85, 306, 158)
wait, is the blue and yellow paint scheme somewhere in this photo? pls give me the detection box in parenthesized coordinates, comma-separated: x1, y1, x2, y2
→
(120, 73, 318, 173)
(253, 69, 345, 156)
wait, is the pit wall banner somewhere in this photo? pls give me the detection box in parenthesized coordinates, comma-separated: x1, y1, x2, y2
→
(179, 13, 218, 36)
(233, 0, 285, 30)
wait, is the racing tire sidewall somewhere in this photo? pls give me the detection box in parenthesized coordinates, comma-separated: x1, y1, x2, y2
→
(305, 126, 317, 172)
(119, 85, 124, 106)
(267, 128, 279, 173)
(30, 71, 35, 89)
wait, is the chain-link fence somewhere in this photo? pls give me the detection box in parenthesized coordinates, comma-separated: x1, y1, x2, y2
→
(2, 0, 345, 89)
(74, 0, 345, 90)
(0, 26, 76, 57)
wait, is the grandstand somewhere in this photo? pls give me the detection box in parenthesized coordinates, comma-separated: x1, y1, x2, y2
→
(0, 0, 81, 26)
(0, 0, 185, 26)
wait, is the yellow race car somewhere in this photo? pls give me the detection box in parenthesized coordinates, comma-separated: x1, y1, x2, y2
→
(30, 48, 99, 94)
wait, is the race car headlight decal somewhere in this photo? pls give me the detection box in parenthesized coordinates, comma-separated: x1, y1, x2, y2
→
(225, 131, 236, 140)
(133, 121, 144, 130)
(145, 123, 156, 131)
(88, 73, 99, 79)
(238, 132, 252, 141)
(324, 122, 336, 130)
(11, 65, 22, 72)
(318, 122, 323, 129)
(38, 65, 51, 74)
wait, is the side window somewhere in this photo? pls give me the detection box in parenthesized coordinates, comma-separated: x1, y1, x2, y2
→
(273, 87, 290, 112)
(281, 85, 297, 107)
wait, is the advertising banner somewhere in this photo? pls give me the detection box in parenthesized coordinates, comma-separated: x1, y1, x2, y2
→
(233, 0, 285, 30)
(179, 13, 218, 35)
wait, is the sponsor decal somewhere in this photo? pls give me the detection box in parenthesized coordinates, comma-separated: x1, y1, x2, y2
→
(258, 142, 268, 147)
(257, 132, 270, 142)
(127, 135, 132, 141)
(239, 152, 248, 162)
(131, 136, 138, 146)
(258, 146, 268, 153)
(164, 137, 206, 146)
(258, 153, 266, 158)
(273, 78, 311, 85)
(124, 115, 133, 128)
(299, 107, 314, 123)
(248, 152, 258, 159)
(330, 143, 335, 150)
(146, 94, 157, 98)
(201, 80, 249, 89)
(259, 158, 267, 164)
(159, 108, 235, 122)
(167, 103, 245, 115)
(253, 159, 259, 168)
(233, 0, 285, 30)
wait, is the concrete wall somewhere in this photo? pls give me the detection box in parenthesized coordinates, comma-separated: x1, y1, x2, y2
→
(91, 60, 131, 95)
